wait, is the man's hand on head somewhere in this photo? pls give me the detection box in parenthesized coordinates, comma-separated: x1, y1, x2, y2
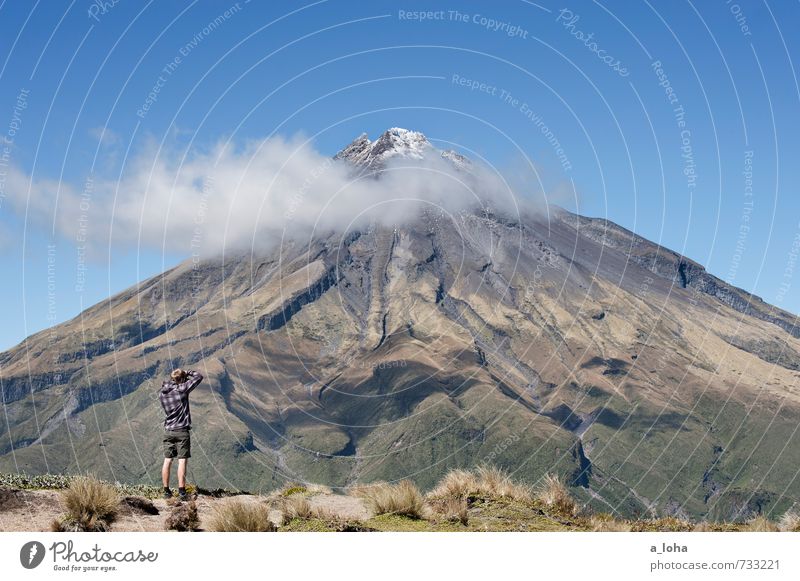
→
(177, 370, 204, 394)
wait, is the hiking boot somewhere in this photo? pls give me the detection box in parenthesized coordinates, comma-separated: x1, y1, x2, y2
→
(162, 488, 173, 500)
(178, 490, 195, 502)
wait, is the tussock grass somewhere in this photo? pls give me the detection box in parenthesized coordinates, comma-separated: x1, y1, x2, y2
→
(629, 516, 693, 532)
(165, 501, 200, 532)
(693, 521, 713, 532)
(281, 495, 314, 521)
(589, 514, 632, 532)
(535, 473, 577, 517)
(434, 496, 469, 525)
(427, 466, 531, 502)
(279, 494, 339, 522)
(353, 480, 427, 519)
(778, 510, 799, 532)
(474, 466, 532, 501)
(52, 475, 119, 532)
(208, 498, 275, 532)
(427, 469, 478, 499)
(743, 515, 779, 532)
(277, 494, 363, 529)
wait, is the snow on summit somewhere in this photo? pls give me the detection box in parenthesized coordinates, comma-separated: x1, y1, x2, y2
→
(334, 128, 469, 173)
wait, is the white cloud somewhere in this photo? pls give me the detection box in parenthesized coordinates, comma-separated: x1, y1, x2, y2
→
(88, 126, 120, 148)
(3, 133, 536, 257)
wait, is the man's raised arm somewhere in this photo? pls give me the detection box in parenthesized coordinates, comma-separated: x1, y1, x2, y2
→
(179, 370, 204, 394)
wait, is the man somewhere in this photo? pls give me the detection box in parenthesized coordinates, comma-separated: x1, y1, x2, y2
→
(159, 368, 203, 501)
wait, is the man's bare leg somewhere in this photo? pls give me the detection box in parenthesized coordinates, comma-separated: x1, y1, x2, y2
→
(162, 458, 173, 488)
(177, 458, 187, 489)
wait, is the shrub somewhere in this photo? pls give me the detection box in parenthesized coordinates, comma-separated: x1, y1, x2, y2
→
(208, 498, 275, 532)
(165, 500, 200, 531)
(536, 473, 577, 516)
(53, 476, 119, 532)
(353, 480, 427, 519)
(270, 481, 332, 498)
(0, 472, 183, 500)
(265, 481, 332, 505)
(114, 482, 165, 499)
(1, 472, 72, 490)
(281, 484, 307, 497)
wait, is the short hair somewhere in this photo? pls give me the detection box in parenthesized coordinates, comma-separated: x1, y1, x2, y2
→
(170, 369, 186, 383)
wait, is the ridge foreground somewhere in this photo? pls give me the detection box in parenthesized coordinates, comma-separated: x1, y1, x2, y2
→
(1, 129, 799, 521)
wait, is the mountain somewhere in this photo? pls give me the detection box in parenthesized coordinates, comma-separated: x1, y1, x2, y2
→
(333, 127, 469, 173)
(2, 128, 799, 520)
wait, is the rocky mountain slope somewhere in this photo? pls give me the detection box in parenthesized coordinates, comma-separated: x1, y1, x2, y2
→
(1, 129, 799, 520)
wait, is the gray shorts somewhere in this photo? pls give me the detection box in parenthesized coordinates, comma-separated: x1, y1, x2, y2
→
(163, 429, 191, 459)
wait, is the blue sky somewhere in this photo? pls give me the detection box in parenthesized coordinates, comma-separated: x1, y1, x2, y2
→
(0, 0, 798, 351)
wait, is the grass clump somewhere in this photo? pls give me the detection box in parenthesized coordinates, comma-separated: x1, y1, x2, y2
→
(474, 466, 532, 501)
(743, 515, 779, 532)
(427, 466, 531, 503)
(535, 473, 577, 517)
(51, 475, 120, 532)
(279, 495, 339, 522)
(434, 496, 469, 526)
(208, 498, 275, 532)
(778, 510, 800, 532)
(353, 480, 427, 519)
(165, 501, 200, 531)
(428, 469, 478, 500)
(692, 521, 713, 532)
(277, 495, 365, 531)
(280, 495, 315, 521)
(629, 516, 693, 532)
(589, 514, 632, 532)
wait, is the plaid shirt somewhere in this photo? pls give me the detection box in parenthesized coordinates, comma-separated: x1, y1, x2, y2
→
(159, 370, 203, 431)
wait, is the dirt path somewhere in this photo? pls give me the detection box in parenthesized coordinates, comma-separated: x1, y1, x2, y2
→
(0, 488, 370, 532)
(0, 489, 62, 532)
(308, 493, 370, 521)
